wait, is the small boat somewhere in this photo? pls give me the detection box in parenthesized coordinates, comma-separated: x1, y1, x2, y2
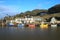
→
(7, 22, 14, 27)
(51, 23, 57, 28)
(28, 24, 35, 29)
(35, 24, 40, 27)
(17, 23, 24, 28)
(40, 22, 48, 29)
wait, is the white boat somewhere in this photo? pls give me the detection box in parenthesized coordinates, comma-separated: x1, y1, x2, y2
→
(7, 22, 14, 27)
(18, 23, 24, 28)
(51, 24, 57, 28)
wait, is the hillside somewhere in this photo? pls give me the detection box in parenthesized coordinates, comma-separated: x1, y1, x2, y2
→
(14, 9, 48, 17)
(3, 4, 60, 20)
(48, 4, 60, 14)
(42, 13, 60, 19)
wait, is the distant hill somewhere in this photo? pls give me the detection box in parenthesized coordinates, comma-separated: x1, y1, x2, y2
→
(42, 13, 60, 19)
(15, 4, 60, 17)
(4, 4, 60, 20)
(44, 4, 60, 19)
(14, 9, 48, 17)
(48, 4, 60, 14)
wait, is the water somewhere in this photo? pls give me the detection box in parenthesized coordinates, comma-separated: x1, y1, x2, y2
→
(0, 27, 60, 40)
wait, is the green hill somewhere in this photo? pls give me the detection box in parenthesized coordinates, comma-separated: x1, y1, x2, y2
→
(4, 4, 60, 20)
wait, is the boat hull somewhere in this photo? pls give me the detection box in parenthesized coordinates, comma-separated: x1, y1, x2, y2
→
(28, 24, 35, 29)
(18, 24, 24, 28)
(7, 23, 14, 27)
(40, 24, 48, 29)
(51, 24, 57, 28)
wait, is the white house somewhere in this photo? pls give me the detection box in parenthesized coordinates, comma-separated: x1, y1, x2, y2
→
(6, 19, 15, 23)
(14, 17, 35, 24)
(15, 18, 24, 23)
(25, 16, 35, 23)
(50, 17, 57, 24)
(10, 20, 15, 23)
(6, 16, 46, 24)
(33, 17, 45, 22)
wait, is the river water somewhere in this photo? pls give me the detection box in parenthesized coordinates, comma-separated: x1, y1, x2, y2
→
(0, 27, 60, 40)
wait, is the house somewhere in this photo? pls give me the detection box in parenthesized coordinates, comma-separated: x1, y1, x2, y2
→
(24, 16, 35, 23)
(6, 15, 46, 25)
(15, 18, 25, 24)
(50, 17, 57, 24)
(6, 20, 14, 24)
(33, 16, 46, 22)
(49, 17, 60, 24)
(14, 16, 35, 24)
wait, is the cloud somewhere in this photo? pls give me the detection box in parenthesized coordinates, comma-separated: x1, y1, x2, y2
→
(0, 5, 20, 18)
(0, 5, 20, 13)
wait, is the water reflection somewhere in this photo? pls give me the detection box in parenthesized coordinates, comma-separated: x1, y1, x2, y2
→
(0, 27, 60, 40)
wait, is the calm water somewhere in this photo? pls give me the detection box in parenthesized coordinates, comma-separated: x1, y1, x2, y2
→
(0, 27, 60, 40)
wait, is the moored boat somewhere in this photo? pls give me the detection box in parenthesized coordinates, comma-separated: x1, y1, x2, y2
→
(7, 22, 14, 27)
(28, 24, 35, 29)
(51, 23, 57, 28)
(40, 22, 48, 29)
(17, 23, 25, 28)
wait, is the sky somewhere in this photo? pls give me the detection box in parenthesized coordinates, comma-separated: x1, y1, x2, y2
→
(0, 0, 60, 18)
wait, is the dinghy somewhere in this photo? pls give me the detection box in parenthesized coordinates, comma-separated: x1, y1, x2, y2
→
(40, 22, 48, 29)
(18, 23, 24, 28)
(51, 23, 57, 28)
(7, 22, 14, 27)
(28, 24, 35, 29)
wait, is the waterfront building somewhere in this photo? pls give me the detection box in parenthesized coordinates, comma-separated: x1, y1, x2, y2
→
(25, 16, 35, 24)
(15, 18, 24, 24)
(50, 17, 57, 24)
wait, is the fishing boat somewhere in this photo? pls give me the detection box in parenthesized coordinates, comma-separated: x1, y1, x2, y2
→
(51, 23, 57, 28)
(50, 17, 57, 28)
(17, 23, 24, 28)
(40, 22, 48, 29)
(28, 24, 35, 29)
(7, 22, 14, 27)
